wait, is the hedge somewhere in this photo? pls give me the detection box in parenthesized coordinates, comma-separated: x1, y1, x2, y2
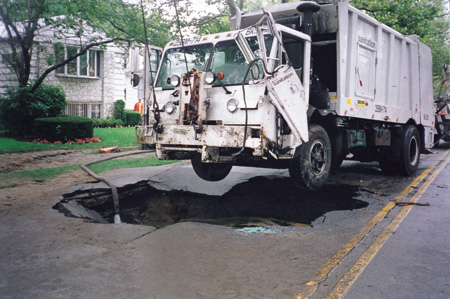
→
(113, 100, 126, 123)
(92, 118, 123, 128)
(34, 115, 93, 142)
(125, 109, 141, 126)
(0, 84, 66, 136)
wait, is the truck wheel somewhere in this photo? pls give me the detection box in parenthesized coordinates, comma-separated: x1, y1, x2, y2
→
(191, 154, 233, 182)
(289, 124, 331, 190)
(378, 125, 420, 176)
(398, 125, 420, 176)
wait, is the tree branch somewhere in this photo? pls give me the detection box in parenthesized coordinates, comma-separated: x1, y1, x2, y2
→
(109, 20, 132, 36)
(188, 13, 230, 26)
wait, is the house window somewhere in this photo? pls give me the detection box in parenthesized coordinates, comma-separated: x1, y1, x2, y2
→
(55, 44, 101, 78)
(66, 102, 102, 118)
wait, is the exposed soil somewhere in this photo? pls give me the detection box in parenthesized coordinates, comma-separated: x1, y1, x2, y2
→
(0, 149, 142, 173)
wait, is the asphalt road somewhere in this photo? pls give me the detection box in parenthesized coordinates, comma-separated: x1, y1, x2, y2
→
(343, 148, 450, 299)
(1, 144, 450, 299)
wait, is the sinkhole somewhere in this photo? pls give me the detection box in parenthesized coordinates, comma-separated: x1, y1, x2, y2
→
(55, 176, 369, 229)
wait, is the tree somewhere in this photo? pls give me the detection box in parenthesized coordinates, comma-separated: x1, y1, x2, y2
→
(0, 0, 172, 93)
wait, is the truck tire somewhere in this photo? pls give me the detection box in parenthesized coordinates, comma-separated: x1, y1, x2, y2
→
(398, 125, 420, 176)
(289, 124, 331, 190)
(191, 154, 233, 182)
(378, 125, 420, 176)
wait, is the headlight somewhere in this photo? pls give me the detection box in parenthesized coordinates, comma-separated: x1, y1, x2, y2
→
(227, 98, 239, 113)
(205, 71, 216, 84)
(169, 75, 180, 87)
(165, 101, 176, 114)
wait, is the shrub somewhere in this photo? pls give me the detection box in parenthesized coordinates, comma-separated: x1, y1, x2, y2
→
(0, 84, 67, 136)
(92, 118, 123, 128)
(125, 109, 141, 126)
(34, 115, 93, 142)
(113, 100, 126, 123)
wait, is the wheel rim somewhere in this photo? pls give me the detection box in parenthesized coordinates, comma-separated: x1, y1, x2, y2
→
(409, 136, 419, 166)
(310, 139, 327, 175)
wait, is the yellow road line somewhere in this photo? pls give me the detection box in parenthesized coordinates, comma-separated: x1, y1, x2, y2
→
(327, 150, 450, 299)
(296, 150, 450, 299)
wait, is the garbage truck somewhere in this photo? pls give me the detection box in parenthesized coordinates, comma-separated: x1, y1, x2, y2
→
(136, 0, 434, 190)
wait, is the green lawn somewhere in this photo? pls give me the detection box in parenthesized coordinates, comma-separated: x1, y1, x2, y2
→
(0, 127, 179, 188)
(0, 156, 177, 188)
(87, 156, 176, 174)
(0, 164, 81, 187)
(0, 127, 139, 154)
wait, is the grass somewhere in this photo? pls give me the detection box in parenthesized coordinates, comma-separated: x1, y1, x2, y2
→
(0, 127, 178, 188)
(0, 164, 81, 185)
(0, 156, 177, 188)
(0, 127, 138, 154)
(87, 156, 177, 173)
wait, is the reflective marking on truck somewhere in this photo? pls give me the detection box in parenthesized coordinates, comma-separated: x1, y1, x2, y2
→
(357, 100, 365, 108)
(347, 99, 352, 105)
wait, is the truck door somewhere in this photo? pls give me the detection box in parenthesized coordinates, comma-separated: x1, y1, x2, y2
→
(355, 43, 376, 99)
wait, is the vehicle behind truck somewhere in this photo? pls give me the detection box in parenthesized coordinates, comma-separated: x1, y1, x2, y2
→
(137, 0, 435, 190)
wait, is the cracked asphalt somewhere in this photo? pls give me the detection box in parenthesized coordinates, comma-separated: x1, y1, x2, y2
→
(1, 146, 449, 298)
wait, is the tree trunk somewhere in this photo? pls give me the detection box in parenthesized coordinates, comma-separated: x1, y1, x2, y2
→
(226, 0, 237, 17)
(238, 0, 244, 10)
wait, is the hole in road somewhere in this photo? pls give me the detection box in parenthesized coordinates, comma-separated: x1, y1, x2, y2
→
(56, 176, 368, 229)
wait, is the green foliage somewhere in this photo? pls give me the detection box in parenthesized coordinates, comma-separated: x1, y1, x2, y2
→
(113, 100, 126, 124)
(125, 109, 141, 126)
(34, 115, 93, 142)
(0, 84, 67, 136)
(0, 127, 137, 154)
(195, 15, 230, 35)
(350, 0, 443, 36)
(0, 0, 173, 92)
(92, 118, 123, 128)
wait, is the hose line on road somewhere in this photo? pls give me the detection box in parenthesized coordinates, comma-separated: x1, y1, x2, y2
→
(80, 149, 155, 224)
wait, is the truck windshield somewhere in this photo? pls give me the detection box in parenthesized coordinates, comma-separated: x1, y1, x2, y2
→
(155, 44, 213, 89)
(210, 36, 273, 86)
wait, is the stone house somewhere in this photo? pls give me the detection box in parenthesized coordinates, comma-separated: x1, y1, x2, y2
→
(0, 23, 161, 118)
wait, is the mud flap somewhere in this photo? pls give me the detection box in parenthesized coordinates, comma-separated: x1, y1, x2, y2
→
(266, 64, 309, 148)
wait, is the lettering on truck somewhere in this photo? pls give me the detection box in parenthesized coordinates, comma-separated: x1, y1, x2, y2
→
(358, 36, 376, 49)
(273, 72, 294, 86)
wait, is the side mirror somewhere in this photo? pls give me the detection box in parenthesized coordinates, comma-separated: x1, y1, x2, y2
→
(131, 73, 140, 87)
(251, 64, 260, 80)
